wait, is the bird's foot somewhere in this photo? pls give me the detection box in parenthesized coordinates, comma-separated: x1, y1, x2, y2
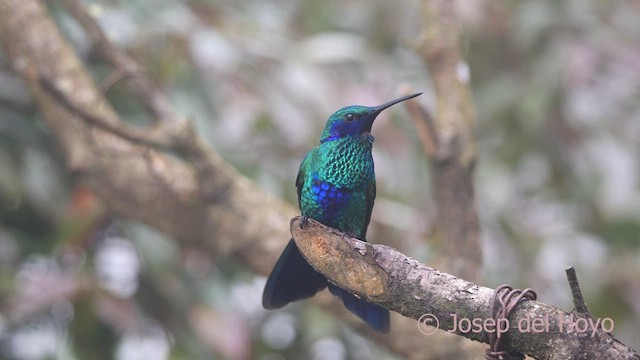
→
(341, 231, 357, 240)
(300, 215, 310, 228)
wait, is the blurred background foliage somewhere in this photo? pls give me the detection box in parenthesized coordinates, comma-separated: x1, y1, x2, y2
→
(0, 0, 639, 359)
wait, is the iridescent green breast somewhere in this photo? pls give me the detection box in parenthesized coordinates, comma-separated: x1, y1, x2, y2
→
(297, 136, 375, 239)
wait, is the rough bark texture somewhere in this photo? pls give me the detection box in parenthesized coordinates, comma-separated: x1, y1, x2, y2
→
(292, 217, 639, 360)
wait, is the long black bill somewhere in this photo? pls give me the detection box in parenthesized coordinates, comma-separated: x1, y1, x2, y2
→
(373, 92, 422, 115)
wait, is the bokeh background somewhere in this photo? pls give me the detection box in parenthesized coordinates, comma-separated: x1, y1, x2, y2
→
(0, 0, 638, 359)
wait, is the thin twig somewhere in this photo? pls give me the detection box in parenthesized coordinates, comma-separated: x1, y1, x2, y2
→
(38, 75, 173, 149)
(100, 69, 133, 95)
(402, 86, 438, 157)
(565, 266, 592, 316)
(61, 0, 179, 127)
(59, 0, 231, 200)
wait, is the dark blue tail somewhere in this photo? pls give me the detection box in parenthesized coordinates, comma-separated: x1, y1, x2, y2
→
(262, 239, 327, 309)
(262, 240, 390, 333)
(328, 283, 390, 333)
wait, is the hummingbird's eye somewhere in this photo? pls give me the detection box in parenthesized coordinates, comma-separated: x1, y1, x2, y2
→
(345, 113, 355, 121)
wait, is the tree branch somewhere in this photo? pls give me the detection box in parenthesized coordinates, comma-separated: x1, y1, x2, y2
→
(418, 0, 482, 282)
(292, 217, 639, 360)
(0, 0, 288, 278)
(37, 75, 174, 149)
(3, 0, 636, 358)
(62, 0, 178, 128)
(0, 0, 462, 357)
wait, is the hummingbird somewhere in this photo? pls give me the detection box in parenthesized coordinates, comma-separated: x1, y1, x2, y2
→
(262, 92, 422, 333)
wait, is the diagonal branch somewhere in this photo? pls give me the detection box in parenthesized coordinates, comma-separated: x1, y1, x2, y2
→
(0, 0, 466, 357)
(0, 0, 288, 275)
(291, 217, 639, 360)
(62, 0, 179, 128)
(37, 75, 174, 149)
(58, 0, 240, 201)
(5, 0, 635, 358)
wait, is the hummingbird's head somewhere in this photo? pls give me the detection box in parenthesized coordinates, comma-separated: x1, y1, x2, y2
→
(319, 93, 422, 143)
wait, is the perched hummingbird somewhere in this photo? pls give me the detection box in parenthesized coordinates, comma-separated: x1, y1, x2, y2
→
(262, 92, 422, 333)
